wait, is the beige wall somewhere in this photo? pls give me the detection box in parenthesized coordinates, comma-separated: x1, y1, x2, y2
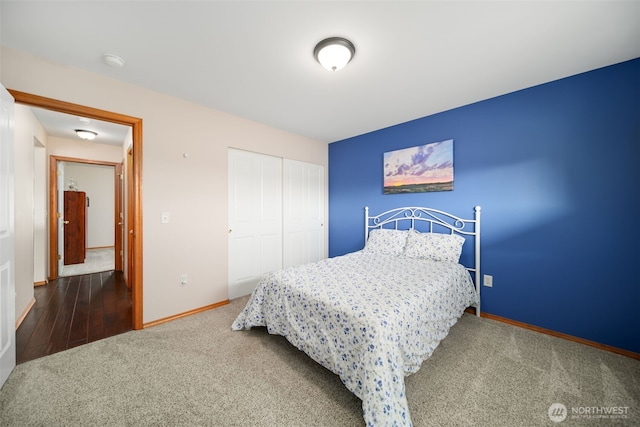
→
(48, 136, 124, 164)
(33, 138, 46, 286)
(1, 46, 328, 324)
(13, 104, 47, 323)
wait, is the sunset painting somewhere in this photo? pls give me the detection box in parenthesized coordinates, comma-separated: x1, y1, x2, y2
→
(383, 139, 454, 194)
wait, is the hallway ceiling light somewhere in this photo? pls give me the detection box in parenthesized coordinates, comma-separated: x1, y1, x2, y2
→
(314, 37, 355, 71)
(75, 129, 98, 140)
(103, 53, 125, 68)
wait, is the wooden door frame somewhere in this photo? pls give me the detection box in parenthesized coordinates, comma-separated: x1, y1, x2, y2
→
(126, 148, 134, 290)
(115, 161, 124, 272)
(51, 156, 119, 270)
(9, 90, 144, 330)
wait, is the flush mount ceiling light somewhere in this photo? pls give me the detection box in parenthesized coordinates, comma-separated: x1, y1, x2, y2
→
(75, 129, 98, 140)
(103, 53, 125, 68)
(314, 37, 355, 71)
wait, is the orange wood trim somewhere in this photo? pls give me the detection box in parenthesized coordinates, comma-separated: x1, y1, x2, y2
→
(125, 148, 133, 290)
(10, 89, 144, 331)
(143, 300, 230, 329)
(7, 89, 138, 126)
(49, 155, 120, 167)
(34, 280, 48, 287)
(48, 154, 58, 280)
(131, 122, 144, 330)
(464, 307, 640, 361)
(115, 162, 123, 272)
(16, 297, 36, 329)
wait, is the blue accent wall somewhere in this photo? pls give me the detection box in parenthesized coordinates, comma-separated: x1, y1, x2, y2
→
(328, 58, 640, 353)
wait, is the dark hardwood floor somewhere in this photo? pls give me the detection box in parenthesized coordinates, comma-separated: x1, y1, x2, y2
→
(16, 270, 132, 364)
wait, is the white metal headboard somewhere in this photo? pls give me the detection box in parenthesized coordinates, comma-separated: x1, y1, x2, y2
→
(365, 206, 481, 316)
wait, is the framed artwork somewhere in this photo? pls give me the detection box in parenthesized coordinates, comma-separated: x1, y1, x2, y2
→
(383, 139, 454, 194)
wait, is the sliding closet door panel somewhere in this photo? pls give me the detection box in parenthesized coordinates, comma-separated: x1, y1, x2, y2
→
(228, 149, 282, 299)
(283, 159, 325, 269)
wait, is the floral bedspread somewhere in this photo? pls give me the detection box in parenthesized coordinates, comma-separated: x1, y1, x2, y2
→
(232, 251, 478, 426)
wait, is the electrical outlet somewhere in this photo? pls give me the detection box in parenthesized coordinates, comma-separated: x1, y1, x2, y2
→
(161, 212, 170, 224)
(483, 274, 493, 287)
(180, 274, 188, 286)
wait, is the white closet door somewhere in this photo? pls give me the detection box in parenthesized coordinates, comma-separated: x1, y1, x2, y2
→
(0, 84, 16, 388)
(283, 159, 325, 268)
(228, 149, 282, 299)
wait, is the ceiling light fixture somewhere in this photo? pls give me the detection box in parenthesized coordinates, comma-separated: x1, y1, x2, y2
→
(314, 37, 355, 71)
(75, 129, 98, 140)
(103, 53, 125, 68)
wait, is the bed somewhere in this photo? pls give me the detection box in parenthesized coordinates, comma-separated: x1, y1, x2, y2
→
(232, 206, 481, 426)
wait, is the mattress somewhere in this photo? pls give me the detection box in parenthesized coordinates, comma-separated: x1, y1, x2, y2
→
(232, 251, 478, 426)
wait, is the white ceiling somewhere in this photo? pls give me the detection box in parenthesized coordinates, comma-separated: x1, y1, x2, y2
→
(29, 107, 130, 147)
(2, 1, 639, 144)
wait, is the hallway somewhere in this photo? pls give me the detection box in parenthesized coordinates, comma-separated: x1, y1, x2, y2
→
(59, 247, 115, 277)
(16, 271, 132, 364)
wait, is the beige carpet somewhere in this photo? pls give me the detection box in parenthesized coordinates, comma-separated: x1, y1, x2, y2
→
(60, 247, 115, 277)
(0, 296, 638, 426)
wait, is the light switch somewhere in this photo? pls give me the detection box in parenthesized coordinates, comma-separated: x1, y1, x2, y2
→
(161, 212, 170, 224)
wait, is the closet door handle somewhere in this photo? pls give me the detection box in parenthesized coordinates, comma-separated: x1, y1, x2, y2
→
(63, 220, 70, 224)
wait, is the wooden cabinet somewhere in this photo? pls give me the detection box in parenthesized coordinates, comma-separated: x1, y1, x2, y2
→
(63, 191, 86, 265)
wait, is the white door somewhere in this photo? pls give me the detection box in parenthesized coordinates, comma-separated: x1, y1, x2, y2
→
(0, 84, 16, 388)
(228, 149, 282, 299)
(283, 159, 325, 268)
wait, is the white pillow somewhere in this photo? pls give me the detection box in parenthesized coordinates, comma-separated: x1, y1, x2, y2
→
(403, 229, 465, 263)
(363, 228, 409, 256)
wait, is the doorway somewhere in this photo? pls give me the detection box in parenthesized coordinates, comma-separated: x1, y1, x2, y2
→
(54, 159, 119, 277)
(9, 89, 144, 330)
